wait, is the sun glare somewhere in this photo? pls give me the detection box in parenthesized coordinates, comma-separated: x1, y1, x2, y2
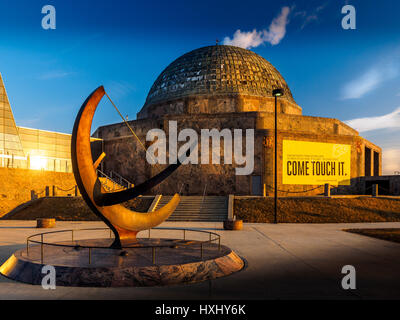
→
(30, 156, 47, 170)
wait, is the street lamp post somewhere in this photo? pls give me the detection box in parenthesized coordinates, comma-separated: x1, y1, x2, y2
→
(272, 88, 284, 224)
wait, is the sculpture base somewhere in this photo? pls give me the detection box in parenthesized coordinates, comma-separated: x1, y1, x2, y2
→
(0, 238, 244, 287)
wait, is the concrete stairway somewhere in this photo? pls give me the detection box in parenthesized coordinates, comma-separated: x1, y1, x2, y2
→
(98, 177, 125, 191)
(97, 169, 132, 192)
(154, 196, 228, 221)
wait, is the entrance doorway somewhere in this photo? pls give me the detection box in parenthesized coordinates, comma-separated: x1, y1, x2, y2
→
(365, 180, 390, 195)
(251, 176, 262, 196)
(373, 151, 379, 176)
(365, 147, 371, 177)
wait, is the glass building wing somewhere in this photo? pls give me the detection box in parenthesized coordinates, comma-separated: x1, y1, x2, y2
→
(0, 72, 102, 173)
(0, 73, 26, 168)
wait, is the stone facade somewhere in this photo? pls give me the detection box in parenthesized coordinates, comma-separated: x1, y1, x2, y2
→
(93, 111, 381, 196)
(138, 94, 301, 120)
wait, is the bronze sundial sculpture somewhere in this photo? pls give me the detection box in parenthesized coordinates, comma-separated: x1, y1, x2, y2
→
(0, 85, 244, 287)
(71, 86, 183, 249)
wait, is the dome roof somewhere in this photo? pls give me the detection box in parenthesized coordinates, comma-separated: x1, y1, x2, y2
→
(143, 45, 296, 107)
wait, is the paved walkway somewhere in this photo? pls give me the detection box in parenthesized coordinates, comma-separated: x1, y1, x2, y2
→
(0, 220, 399, 299)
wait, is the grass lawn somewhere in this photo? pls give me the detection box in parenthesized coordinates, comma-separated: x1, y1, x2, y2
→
(234, 197, 400, 223)
(1, 196, 154, 220)
(345, 228, 400, 243)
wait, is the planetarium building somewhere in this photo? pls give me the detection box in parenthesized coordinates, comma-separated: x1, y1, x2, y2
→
(0, 44, 390, 200)
(92, 45, 381, 196)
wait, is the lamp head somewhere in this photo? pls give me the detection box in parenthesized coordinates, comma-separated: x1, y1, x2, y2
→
(272, 88, 284, 97)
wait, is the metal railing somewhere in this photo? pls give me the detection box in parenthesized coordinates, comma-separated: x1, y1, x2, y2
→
(31, 185, 78, 199)
(96, 169, 122, 191)
(26, 227, 222, 265)
(97, 169, 133, 191)
(29, 169, 131, 200)
(109, 170, 133, 189)
(200, 182, 207, 213)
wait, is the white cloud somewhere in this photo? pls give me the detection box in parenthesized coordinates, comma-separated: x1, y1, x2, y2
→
(300, 15, 318, 29)
(264, 7, 291, 45)
(382, 148, 400, 175)
(341, 65, 398, 100)
(223, 6, 291, 49)
(17, 118, 41, 127)
(38, 71, 74, 80)
(223, 29, 264, 49)
(344, 107, 400, 132)
(297, 2, 328, 30)
(106, 80, 136, 99)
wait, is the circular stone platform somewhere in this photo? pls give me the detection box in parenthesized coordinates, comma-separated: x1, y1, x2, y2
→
(0, 238, 244, 287)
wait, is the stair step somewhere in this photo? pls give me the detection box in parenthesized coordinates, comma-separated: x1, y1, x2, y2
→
(155, 195, 228, 222)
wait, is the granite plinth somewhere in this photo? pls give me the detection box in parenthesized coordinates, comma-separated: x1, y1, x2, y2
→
(0, 238, 244, 287)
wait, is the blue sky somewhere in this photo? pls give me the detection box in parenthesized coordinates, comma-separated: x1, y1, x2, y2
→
(0, 0, 400, 173)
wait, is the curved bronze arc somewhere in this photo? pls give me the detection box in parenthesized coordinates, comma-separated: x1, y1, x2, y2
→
(93, 161, 181, 206)
(71, 86, 181, 248)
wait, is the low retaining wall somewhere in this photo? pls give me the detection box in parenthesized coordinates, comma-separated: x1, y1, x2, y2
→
(0, 167, 77, 216)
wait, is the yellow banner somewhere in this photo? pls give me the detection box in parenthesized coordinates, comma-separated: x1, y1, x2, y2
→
(282, 140, 351, 185)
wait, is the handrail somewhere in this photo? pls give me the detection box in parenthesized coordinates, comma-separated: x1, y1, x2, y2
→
(97, 169, 133, 190)
(110, 170, 133, 189)
(97, 169, 121, 191)
(200, 182, 207, 213)
(179, 183, 185, 195)
(26, 227, 220, 249)
(26, 227, 222, 265)
(96, 169, 114, 183)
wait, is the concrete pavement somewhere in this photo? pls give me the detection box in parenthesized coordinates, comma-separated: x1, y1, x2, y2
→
(0, 220, 399, 299)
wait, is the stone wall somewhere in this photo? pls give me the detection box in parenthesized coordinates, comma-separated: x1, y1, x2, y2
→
(388, 176, 400, 195)
(95, 111, 382, 196)
(137, 94, 302, 120)
(0, 167, 77, 216)
(98, 112, 259, 195)
(256, 113, 359, 136)
(360, 175, 400, 195)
